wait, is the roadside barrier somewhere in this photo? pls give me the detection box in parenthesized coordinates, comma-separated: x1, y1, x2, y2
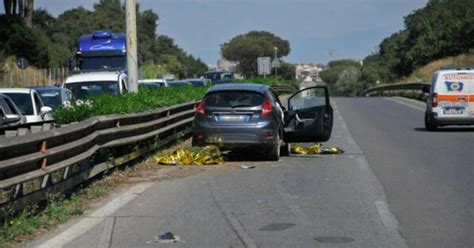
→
(1, 121, 55, 139)
(270, 85, 295, 95)
(359, 82, 430, 101)
(0, 101, 196, 219)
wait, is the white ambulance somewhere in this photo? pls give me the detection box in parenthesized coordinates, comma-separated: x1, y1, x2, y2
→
(424, 67, 474, 130)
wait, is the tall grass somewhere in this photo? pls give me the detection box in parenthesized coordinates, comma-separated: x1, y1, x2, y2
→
(400, 52, 474, 83)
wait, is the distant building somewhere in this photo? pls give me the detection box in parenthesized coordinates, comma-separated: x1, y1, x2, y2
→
(216, 58, 243, 79)
(295, 63, 325, 82)
(207, 64, 218, 71)
(217, 59, 234, 71)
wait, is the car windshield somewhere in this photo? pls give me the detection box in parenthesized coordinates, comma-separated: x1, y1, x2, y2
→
(3, 93, 33, 115)
(205, 91, 264, 108)
(36, 89, 62, 108)
(78, 56, 126, 71)
(65, 81, 119, 100)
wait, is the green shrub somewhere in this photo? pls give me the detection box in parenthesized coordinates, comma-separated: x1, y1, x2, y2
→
(53, 86, 208, 124)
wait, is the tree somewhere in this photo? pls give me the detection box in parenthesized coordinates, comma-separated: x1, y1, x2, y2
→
(3, 0, 34, 27)
(221, 31, 290, 77)
(278, 61, 296, 80)
(0, 1, 208, 73)
(319, 59, 362, 96)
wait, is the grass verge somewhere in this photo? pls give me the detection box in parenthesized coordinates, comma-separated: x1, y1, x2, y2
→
(0, 135, 194, 247)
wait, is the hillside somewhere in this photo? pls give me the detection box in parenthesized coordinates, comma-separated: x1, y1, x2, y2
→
(400, 52, 474, 83)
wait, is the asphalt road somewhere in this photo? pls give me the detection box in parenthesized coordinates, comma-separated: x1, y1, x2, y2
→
(335, 97, 474, 248)
(31, 97, 473, 248)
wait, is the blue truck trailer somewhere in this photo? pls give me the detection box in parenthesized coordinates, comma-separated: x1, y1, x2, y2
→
(70, 30, 127, 72)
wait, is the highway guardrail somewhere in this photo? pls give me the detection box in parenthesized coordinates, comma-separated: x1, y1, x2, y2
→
(0, 121, 55, 139)
(0, 101, 196, 219)
(270, 85, 296, 95)
(359, 82, 430, 98)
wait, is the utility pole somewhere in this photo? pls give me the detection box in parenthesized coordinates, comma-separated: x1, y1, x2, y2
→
(126, 0, 138, 92)
(273, 46, 278, 77)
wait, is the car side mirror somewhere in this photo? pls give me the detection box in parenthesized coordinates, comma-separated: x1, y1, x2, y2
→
(41, 106, 52, 113)
(422, 85, 430, 94)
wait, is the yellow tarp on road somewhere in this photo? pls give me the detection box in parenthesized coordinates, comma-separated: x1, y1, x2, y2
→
(291, 143, 344, 155)
(154, 145, 225, 165)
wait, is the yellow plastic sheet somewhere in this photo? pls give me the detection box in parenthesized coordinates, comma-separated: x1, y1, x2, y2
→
(291, 143, 344, 155)
(154, 145, 225, 165)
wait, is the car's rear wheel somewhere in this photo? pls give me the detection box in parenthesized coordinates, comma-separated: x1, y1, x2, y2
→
(424, 111, 438, 131)
(267, 134, 281, 161)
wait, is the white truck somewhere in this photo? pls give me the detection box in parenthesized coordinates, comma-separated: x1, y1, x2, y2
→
(63, 71, 128, 100)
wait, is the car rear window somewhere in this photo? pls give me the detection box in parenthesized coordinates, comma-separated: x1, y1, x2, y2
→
(205, 91, 264, 108)
(37, 89, 62, 108)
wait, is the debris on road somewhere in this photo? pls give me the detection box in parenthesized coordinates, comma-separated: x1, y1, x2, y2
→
(146, 232, 181, 244)
(291, 143, 344, 155)
(240, 164, 256, 169)
(154, 145, 225, 165)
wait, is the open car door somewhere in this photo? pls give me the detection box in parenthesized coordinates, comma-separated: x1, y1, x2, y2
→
(283, 86, 333, 143)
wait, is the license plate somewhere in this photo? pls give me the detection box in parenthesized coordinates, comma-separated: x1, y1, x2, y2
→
(443, 108, 464, 115)
(217, 115, 248, 121)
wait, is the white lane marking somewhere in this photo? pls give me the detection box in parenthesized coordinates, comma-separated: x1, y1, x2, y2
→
(356, 156, 369, 171)
(375, 201, 403, 238)
(38, 182, 153, 248)
(208, 180, 258, 248)
(226, 212, 258, 248)
(386, 97, 425, 112)
(97, 217, 115, 248)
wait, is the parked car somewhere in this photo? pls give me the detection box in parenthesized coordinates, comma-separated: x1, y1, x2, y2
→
(0, 93, 26, 128)
(30, 86, 74, 109)
(424, 66, 474, 130)
(0, 88, 52, 123)
(138, 79, 168, 88)
(63, 71, 128, 100)
(187, 78, 209, 87)
(192, 83, 333, 160)
(204, 70, 234, 83)
(167, 80, 192, 87)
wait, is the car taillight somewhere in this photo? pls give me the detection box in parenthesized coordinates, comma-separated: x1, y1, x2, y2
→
(261, 98, 273, 117)
(432, 93, 438, 107)
(196, 102, 206, 115)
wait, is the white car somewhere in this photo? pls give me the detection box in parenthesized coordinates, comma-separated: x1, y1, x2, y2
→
(424, 67, 474, 130)
(0, 88, 53, 123)
(63, 71, 128, 100)
(138, 79, 168, 87)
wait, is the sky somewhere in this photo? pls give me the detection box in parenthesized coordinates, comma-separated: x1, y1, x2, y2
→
(1, 0, 428, 65)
